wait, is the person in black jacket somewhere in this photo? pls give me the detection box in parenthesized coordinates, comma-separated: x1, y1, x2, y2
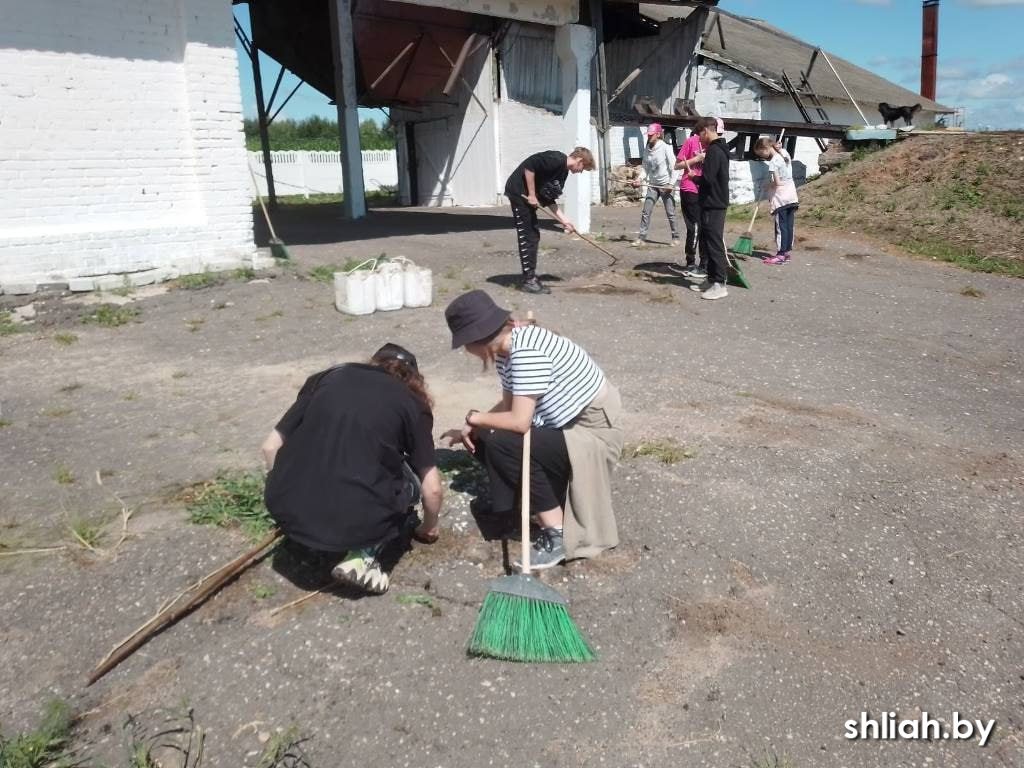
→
(688, 117, 731, 301)
(504, 147, 595, 295)
(260, 343, 443, 595)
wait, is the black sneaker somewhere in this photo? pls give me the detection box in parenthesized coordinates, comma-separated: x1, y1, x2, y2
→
(520, 276, 551, 295)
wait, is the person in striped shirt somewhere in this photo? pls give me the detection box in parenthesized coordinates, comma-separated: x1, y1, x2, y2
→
(444, 290, 624, 569)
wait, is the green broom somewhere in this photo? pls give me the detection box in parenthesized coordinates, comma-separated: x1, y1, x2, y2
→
(731, 201, 759, 258)
(467, 428, 596, 663)
(249, 165, 291, 260)
(726, 251, 751, 290)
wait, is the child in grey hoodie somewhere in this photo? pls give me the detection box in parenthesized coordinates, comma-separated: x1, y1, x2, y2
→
(631, 123, 680, 247)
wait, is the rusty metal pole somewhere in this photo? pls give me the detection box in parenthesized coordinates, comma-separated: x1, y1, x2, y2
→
(921, 0, 939, 101)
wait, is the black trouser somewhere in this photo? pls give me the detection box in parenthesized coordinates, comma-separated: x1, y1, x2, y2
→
(681, 191, 701, 264)
(700, 207, 728, 285)
(473, 426, 570, 517)
(510, 196, 541, 279)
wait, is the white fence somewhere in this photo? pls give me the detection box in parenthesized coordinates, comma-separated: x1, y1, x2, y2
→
(249, 150, 398, 198)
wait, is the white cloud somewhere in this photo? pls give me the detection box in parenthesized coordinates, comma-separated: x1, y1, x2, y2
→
(853, 0, 892, 4)
(957, 0, 1024, 6)
(966, 72, 1016, 98)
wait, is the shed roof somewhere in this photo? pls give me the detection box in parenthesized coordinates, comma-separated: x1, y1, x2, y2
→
(638, 5, 954, 113)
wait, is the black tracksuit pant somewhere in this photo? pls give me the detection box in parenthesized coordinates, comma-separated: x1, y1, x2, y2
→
(473, 426, 570, 517)
(700, 207, 728, 285)
(681, 191, 701, 264)
(510, 197, 541, 279)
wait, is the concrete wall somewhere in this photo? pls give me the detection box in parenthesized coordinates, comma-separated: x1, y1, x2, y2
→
(392, 45, 497, 207)
(0, 0, 255, 293)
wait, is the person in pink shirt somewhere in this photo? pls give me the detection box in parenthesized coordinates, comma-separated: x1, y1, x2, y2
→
(674, 129, 706, 271)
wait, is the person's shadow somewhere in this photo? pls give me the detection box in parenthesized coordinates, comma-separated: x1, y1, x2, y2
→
(486, 273, 563, 290)
(633, 261, 691, 287)
(434, 447, 510, 541)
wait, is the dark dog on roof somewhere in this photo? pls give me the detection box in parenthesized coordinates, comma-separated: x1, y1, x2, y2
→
(878, 102, 922, 127)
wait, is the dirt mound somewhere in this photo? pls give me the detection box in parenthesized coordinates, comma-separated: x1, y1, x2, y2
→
(800, 133, 1024, 270)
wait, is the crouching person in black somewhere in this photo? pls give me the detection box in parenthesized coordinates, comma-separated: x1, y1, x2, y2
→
(261, 343, 443, 595)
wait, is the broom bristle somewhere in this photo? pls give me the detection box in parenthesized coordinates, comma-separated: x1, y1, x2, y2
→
(467, 591, 596, 663)
(269, 238, 291, 260)
(732, 232, 754, 257)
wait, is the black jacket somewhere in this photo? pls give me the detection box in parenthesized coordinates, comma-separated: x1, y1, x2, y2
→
(696, 138, 730, 211)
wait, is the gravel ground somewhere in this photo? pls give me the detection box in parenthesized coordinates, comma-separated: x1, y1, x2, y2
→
(1, 203, 1021, 767)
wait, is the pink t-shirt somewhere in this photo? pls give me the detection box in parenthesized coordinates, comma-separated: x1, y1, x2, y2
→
(676, 134, 704, 195)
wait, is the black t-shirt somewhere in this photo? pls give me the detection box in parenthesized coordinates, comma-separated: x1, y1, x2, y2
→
(505, 150, 569, 206)
(264, 363, 435, 552)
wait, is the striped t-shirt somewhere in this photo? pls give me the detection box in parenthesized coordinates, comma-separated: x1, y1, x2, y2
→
(496, 325, 605, 428)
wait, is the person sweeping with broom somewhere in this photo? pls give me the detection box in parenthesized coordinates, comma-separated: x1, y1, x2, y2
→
(261, 343, 443, 595)
(442, 290, 623, 569)
(753, 137, 799, 265)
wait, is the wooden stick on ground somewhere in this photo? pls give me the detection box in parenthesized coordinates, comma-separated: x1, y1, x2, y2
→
(87, 529, 283, 686)
(525, 196, 619, 266)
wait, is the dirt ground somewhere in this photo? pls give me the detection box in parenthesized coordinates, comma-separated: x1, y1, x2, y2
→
(800, 132, 1024, 263)
(1, 202, 1022, 768)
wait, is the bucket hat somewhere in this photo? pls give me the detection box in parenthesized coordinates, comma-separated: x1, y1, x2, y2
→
(445, 290, 511, 349)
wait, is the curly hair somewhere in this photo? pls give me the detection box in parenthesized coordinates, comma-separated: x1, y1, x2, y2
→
(371, 356, 433, 411)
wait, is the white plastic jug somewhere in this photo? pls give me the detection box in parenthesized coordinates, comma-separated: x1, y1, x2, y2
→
(403, 264, 433, 308)
(334, 269, 377, 315)
(375, 261, 405, 311)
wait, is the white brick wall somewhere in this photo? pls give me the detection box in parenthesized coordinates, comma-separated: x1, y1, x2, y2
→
(0, 0, 255, 291)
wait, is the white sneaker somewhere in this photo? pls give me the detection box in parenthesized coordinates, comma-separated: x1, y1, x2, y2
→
(701, 282, 728, 300)
(630, 239, 644, 247)
(689, 280, 710, 293)
(670, 239, 681, 247)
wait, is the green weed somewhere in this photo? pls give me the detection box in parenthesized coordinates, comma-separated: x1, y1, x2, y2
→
(251, 584, 276, 600)
(122, 391, 139, 402)
(54, 465, 75, 486)
(81, 304, 139, 328)
(0, 699, 76, 768)
(171, 371, 190, 380)
(0, 420, 11, 429)
(900, 239, 1024, 277)
(43, 407, 73, 418)
(397, 593, 442, 617)
(256, 726, 308, 768)
(749, 748, 795, 768)
(235, 267, 257, 281)
(0, 312, 26, 337)
(960, 285, 985, 298)
(626, 439, 698, 465)
(183, 473, 274, 539)
(174, 271, 218, 290)
(184, 318, 204, 333)
(68, 517, 105, 550)
(436, 451, 488, 495)
(255, 309, 284, 322)
(53, 333, 78, 346)
(307, 265, 340, 283)
(59, 383, 82, 394)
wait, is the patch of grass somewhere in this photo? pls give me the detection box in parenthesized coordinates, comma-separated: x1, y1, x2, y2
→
(443, 266, 461, 280)
(183, 472, 274, 539)
(749, 748, 795, 768)
(396, 593, 442, 617)
(54, 465, 75, 485)
(174, 271, 218, 290)
(626, 438, 697, 465)
(340, 254, 385, 273)
(0, 311, 27, 337)
(69, 517, 105, 550)
(255, 309, 284, 322)
(109, 277, 134, 298)
(53, 333, 78, 346)
(436, 450, 488, 495)
(851, 143, 884, 162)
(307, 265, 340, 283)
(251, 584, 276, 600)
(960, 285, 985, 298)
(0, 420, 11, 429)
(81, 304, 139, 328)
(0, 698, 76, 768)
(59, 382, 82, 394)
(726, 204, 756, 222)
(184, 318, 204, 333)
(122, 391, 139, 402)
(901, 239, 1024, 278)
(213, 301, 229, 310)
(43, 407, 74, 418)
(235, 267, 257, 281)
(256, 726, 308, 768)
(171, 371, 190, 379)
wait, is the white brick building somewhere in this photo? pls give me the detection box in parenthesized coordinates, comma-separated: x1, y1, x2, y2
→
(0, 0, 255, 293)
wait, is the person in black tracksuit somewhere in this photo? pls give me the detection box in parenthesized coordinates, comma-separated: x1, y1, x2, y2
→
(504, 147, 595, 295)
(691, 116, 731, 301)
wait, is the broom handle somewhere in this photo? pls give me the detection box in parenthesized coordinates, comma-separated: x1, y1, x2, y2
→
(248, 165, 280, 242)
(521, 428, 532, 574)
(87, 529, 283, 685)
(748, 129, 784, 231)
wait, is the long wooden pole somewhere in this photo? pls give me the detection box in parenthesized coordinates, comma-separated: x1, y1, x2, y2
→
(88, 530, 283, 685)
(819, 50, 870, 125)
(526, 197, 619, 266)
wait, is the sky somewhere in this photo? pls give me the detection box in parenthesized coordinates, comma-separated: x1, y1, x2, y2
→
(234, 0, 1024, 130)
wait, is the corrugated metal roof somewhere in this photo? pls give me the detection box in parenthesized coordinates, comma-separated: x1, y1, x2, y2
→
(638, 5, 954, 113)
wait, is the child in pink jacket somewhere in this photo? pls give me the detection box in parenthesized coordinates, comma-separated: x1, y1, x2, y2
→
(754, 138, 799, 265)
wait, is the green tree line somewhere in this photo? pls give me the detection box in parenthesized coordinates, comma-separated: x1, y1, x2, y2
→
(244, 116, 396, 151)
